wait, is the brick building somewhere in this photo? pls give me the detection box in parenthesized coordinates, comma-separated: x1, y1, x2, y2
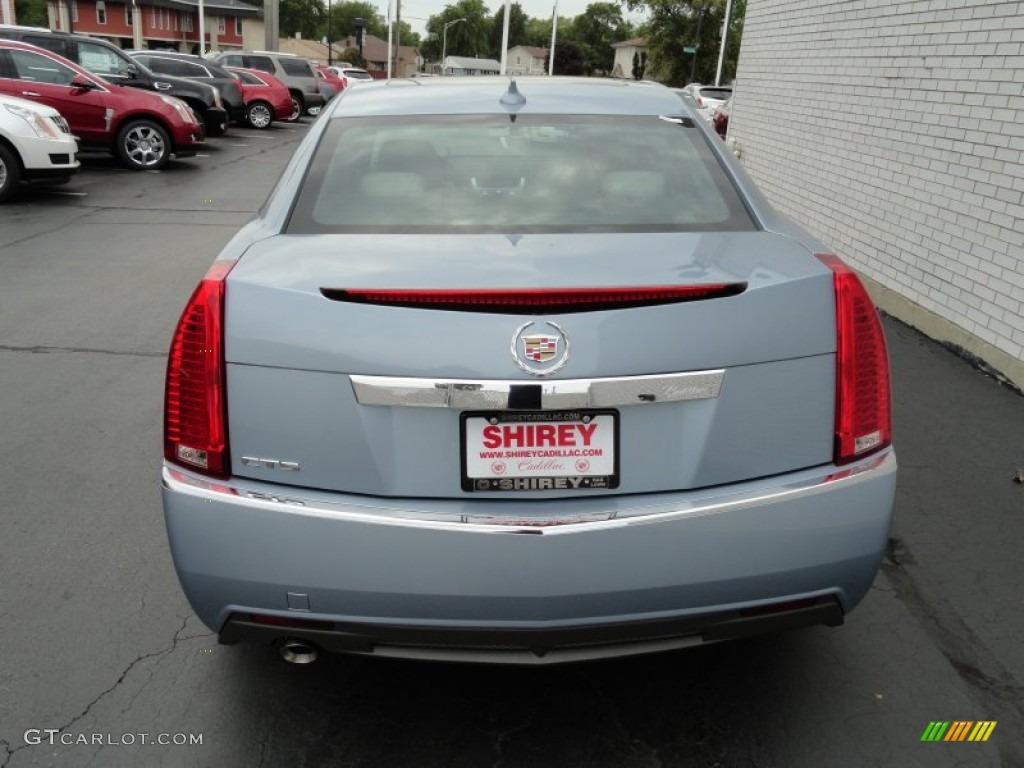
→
(46, 0, 259, 52)
(732, 0, 1024, 388)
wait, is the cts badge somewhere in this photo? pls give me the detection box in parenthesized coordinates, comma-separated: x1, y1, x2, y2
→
(511, 321, 570, 376)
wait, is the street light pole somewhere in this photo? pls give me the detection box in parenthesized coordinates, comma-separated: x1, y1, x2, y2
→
(714, 0, 733, 86)
(442, 18, 465, 75)
(548, 0, 557, 75)
(327, 0, 332, 65)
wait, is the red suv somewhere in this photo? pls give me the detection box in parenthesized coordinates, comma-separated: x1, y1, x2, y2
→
(0, 40, 204, 170)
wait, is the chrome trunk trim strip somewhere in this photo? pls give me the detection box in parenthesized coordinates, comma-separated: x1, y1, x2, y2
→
(162, 450, 896, 537)
(349, 370, 726, 409)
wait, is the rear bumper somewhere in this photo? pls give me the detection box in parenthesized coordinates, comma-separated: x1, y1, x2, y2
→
(162, 449, 896, 663)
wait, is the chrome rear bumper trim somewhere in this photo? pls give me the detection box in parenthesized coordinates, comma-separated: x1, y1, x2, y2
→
(162, 450, 896, 536)
(349, 370, 726, 409)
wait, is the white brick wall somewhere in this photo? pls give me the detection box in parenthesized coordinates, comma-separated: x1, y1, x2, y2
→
(733, 0, 1024, 370)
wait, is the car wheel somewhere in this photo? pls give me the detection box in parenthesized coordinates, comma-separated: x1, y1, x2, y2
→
(246, 101, 274, 130)
(0, 143, 22, 203)
(287, 94, 303, 122)
(116, 119, 171, 171)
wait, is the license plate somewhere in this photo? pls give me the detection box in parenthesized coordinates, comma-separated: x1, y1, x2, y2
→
(461, 410, 619, 492)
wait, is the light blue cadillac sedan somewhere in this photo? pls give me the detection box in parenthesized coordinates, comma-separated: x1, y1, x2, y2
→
(161, 77, 896, 665)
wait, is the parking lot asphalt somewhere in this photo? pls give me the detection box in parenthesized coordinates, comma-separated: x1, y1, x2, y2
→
(0, 122, 1021, 768)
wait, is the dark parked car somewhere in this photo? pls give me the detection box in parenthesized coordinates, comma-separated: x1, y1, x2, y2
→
(127, 51, 245, 126)
(161, 77, 896, 666)
(0, 26, 228, 136)
(0, 39, 205, 169)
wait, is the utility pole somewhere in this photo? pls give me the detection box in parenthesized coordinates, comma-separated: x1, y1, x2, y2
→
(548, 0, 557, 75)
(263, 0, 278, 50)
(689, 7, 705, 83)
(498, 0, 510, 74)
(198, 0, 206, 54)
(391, 0, 399, 76)
(714, 0, 733, 86)
(442, 18, 466, 73)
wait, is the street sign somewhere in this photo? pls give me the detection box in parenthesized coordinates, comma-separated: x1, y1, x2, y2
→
(683, 45, 697, 54)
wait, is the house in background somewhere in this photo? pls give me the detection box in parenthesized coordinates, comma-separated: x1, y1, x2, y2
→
(335, 33, 420, 77)
(506, 45, 547, 76)
(440, 56, 500, 76)
(279, 36, 331, 64)
(610, 37, 648, 80)
(45, 0, 260, 52)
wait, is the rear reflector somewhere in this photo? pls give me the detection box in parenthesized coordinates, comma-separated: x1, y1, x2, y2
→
(164, 260, 236, 479)
(817, 254, 892, 465)
(320, 285, 746, 314)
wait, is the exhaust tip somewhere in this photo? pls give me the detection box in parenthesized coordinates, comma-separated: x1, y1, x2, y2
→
(279, 638, 319, 664)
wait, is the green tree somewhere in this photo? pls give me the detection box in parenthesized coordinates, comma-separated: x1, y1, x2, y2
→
(336, 46, 367, 67)
(487, 2, 529, 59)
(552, 39, 584, 75)
(523, 17, 552, 48)
(423, 0, 493, 63)
(323, 1, 386, 45)
(622, 0, 745, 86)
(570, 2, 633, 74)
(279, 0, 325, 39)
(14, 0, 48, 26)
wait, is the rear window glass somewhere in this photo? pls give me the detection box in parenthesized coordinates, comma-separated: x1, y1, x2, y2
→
(233, 69, 263, 85)
(344, 69, 372, 80)
(698, 88, 732, 101)
(279, 58, 313, 76)
(244, 56, 274, 73)
(288, 115, 754, 235)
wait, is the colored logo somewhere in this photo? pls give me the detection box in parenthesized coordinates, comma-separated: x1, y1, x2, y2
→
(523, 335, 559, 362)
(511, 321, 571, 377)
(921, 721, 997, 742)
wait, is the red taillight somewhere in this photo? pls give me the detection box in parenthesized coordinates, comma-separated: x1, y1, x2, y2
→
(320, 284, 747, 313)
(164, 260, 236, 478)
(817, 254, 892, 465)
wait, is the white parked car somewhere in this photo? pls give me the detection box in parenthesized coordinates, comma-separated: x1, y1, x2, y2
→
(675, 84, 733, 122)
(0, 93, 78, 203)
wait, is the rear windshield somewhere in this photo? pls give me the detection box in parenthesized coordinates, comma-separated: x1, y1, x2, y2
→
(345, 69, 373, 80)
(287, 115, 754, 234)
(279, 58, 314, 76)
(698, 88, 732, 101)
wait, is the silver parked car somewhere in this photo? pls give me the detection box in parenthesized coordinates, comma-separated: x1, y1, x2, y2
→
(162, 77, 896, 665)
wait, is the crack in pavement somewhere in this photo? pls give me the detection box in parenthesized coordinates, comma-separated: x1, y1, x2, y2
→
(0, 344, 163, 359)
(0, 738, 11, 768)
(0, 616, 190, 768)
(0, 209, 95, 250)
(882, 539, 1024, 763)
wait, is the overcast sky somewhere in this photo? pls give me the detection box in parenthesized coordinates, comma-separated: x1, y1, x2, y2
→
(379, 0, 648, 40)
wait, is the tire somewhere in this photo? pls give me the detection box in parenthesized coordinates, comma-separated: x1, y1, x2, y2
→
(286, 93, 303, 122)
(0, 143, 22, 203)
(246, 101, 274, 130)
(115, 119, 171, 171)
